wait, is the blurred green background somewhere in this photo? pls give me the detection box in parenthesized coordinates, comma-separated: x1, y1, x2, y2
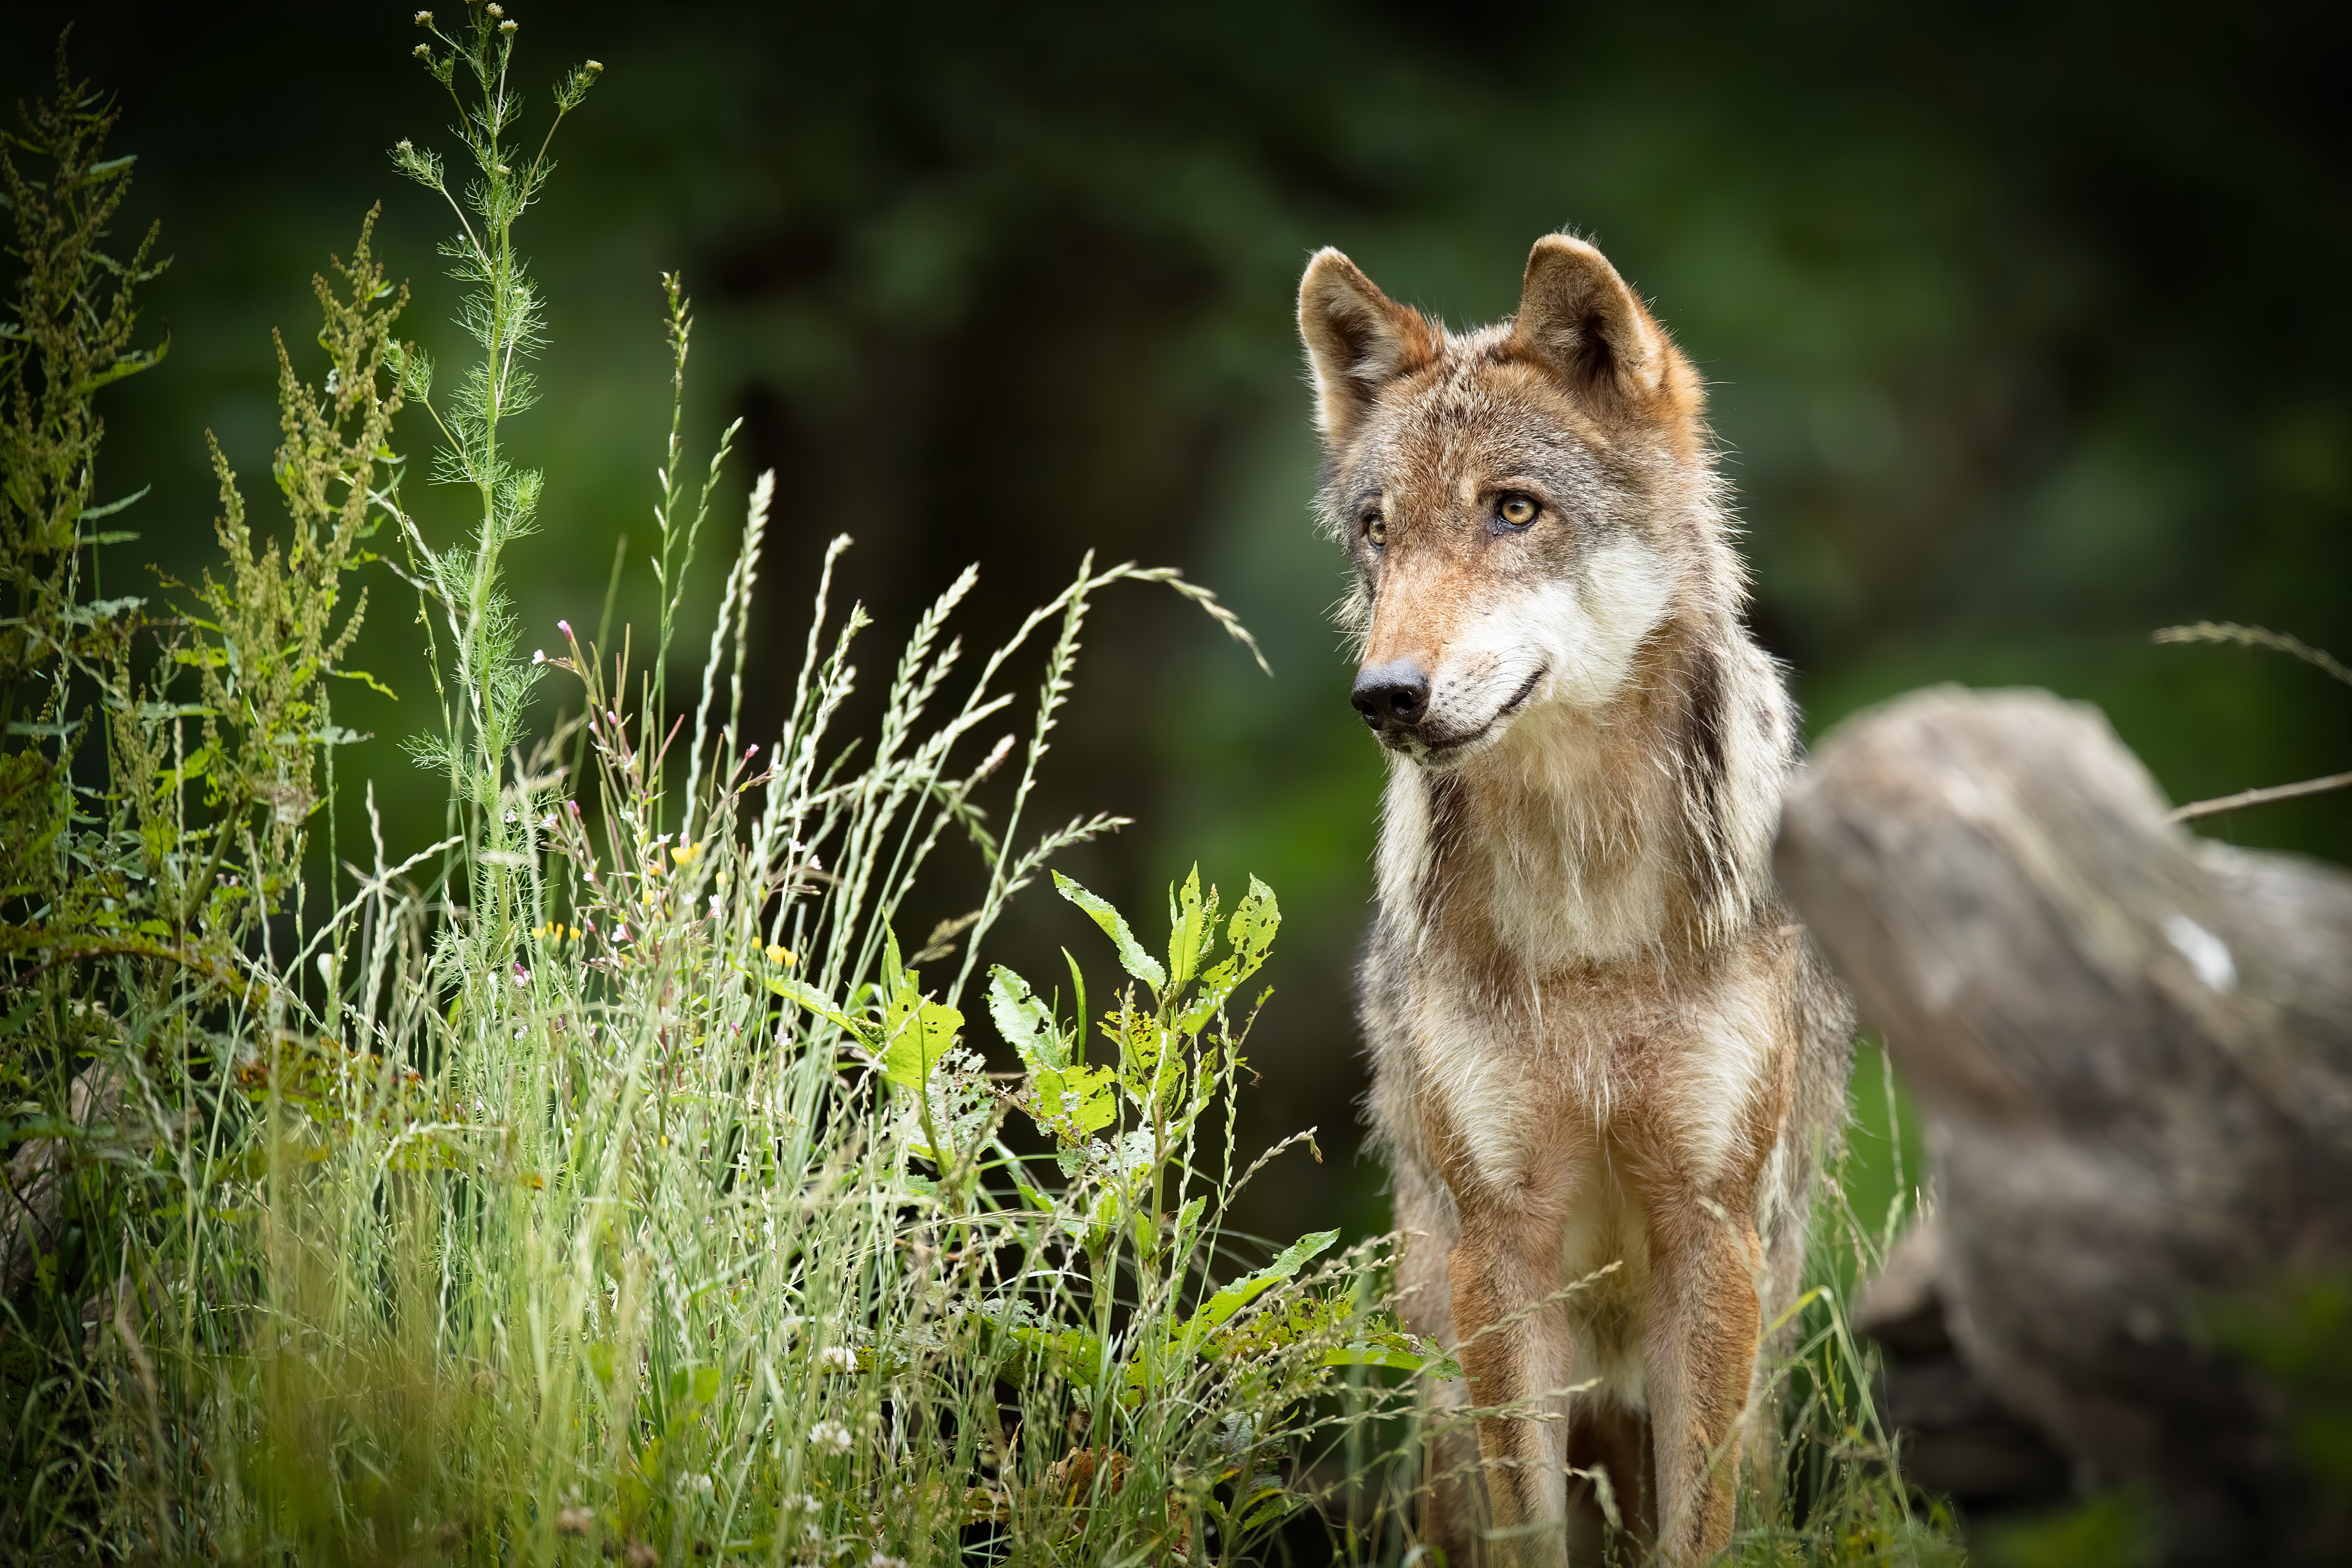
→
(10, 0, 2349, 1249)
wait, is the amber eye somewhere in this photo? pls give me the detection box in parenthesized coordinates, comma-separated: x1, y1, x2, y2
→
(1498, 495, 1537, 527)
(1364, 514, 1386, 548)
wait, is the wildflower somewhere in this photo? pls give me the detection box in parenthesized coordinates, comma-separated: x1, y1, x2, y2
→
(586, 59, 604, 72)
(671, 842, 700, 866)
(532, 648, 545, 664)
(765, 944, 796, 967)
(487, 2, 503, 13)
(511, 963, 530, 988)
(413, 9, 432, 22)
(553, 1506, 594, 1536)
(412, 43, 432, 58)
(500, 19, 517, 32)
(816, 1345, 857, 1373)
(871, 1555, 908, 1568)
(809, 1420, 852, 1453)
(558, 619, 572, 636)
(613, 924, 629, 942)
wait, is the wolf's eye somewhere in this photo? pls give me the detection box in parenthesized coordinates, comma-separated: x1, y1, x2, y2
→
(1364, 514, 1386, 548)
(1496, 495, 1538, 528)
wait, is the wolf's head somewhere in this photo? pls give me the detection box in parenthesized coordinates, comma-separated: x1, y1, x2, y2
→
(1299, 235, 1715, 768)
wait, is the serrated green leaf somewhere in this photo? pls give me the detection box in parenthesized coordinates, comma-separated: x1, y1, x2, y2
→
(1176, 874, 1280, 1032)
(1054, 870, 1165, 993)
(1164, 863, 1217, 996)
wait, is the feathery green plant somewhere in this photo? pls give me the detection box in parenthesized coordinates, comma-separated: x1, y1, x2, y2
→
(3, 12, 1436, 1565)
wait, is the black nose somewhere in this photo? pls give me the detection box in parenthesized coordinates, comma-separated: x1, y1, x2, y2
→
(1351, 659, 1430, 728)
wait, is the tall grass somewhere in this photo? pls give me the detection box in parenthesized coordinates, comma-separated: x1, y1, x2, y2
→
(0, 12, 1962, 1567)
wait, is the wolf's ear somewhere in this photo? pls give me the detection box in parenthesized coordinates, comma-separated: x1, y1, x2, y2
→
(1299, 248, 1438, 443)
(1511, 235, 1669, 403)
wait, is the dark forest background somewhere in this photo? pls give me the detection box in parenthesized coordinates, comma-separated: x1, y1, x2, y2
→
(10, 0, 2350, 1248)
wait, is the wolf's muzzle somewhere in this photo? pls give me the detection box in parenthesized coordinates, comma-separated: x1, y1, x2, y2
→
(1351, 658, 1430, 736)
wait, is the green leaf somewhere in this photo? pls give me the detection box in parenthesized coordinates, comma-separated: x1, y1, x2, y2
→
(1026, 1061, 1118, 1143)
(1054, 870, 1165, 994)
(1322, 1342, 1447, 1373)
(766, 975, 875, 1045)
(1105, 1007, 1181, 1113)
(1164, 864, 1218, 996)
(1004, 1322, 1105, 1384)
(1238, 1480, 1307, 1530)
(988, 964, 1061, 1072)
(1177, 1229, 1339, 1350)
(1224, 875, 1279, 982)
(879, 992, 962, 1093)
(867, 931, 962, 1091)
(1061, 947, 1088, 1058)
(1177, 875, 1280, 1033)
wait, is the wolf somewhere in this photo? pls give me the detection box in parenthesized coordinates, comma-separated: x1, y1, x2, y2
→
(1296, 235, 1855, 1565)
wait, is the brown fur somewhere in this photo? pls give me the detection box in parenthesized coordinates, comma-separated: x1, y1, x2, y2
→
(1298, 236, 1855, 1565)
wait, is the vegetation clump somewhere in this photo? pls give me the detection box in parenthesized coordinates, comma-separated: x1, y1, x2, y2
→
(0, 11, 1950, 1565)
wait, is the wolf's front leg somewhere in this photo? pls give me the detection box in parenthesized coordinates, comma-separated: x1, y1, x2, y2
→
(1451, 1197, 1573, 1568)
(1643, 1199, 1765, 1563)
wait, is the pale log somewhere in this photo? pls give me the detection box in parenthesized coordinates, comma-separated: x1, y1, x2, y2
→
(1774, 685, 2352, 1564)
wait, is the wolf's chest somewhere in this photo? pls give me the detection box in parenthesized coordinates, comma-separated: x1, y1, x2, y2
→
(1404, 967, 1648, 1185)
(1395, 948, 1775, 1204)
